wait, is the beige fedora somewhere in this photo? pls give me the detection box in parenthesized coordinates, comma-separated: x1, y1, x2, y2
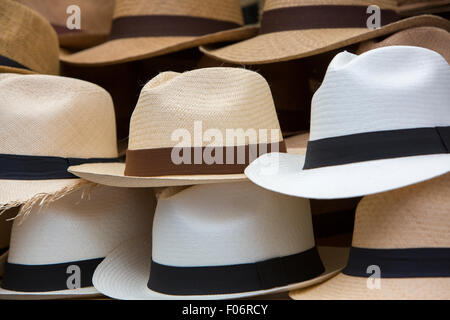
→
(290, 173, 450, 300)
(397, 0, 450, 16)
(200, 0, 450, 65)
(60, 0, 258, 66)
(0, 0, 59, 74)
(0, 73, 118, 215)
(16, 0, 115, 50)
(357, 26, 450, 62)
(69, 67, 286, 188)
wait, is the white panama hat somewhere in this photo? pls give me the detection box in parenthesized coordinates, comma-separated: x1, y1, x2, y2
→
(245, 46, 450, 199)
(0, 186, 156, 300)
(93, 182, 349, 300)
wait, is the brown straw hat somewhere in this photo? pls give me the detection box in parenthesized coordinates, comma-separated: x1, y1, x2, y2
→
(200, 0, 450, 65)
(357, 26, 450, 63)
(0, 0, 59, 74)
(16, 0, 115, 50)
(290, 173, 450, 300)
(60, 0, 258, 66)
(397, 0, 450, 16)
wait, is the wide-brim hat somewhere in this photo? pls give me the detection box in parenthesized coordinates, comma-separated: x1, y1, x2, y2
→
(0, 186, 156, 300)
(0, 0, 59, 75)
(93, 182, 350, 300)
(200, 0, 450, 65)
(68, 68, 288, 188)
(245, 46, 450, 199)
(290, 173, 450, 300)
(60, 0, 258, 66)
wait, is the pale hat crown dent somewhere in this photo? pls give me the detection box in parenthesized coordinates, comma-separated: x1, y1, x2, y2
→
(0, 0, 59, 75)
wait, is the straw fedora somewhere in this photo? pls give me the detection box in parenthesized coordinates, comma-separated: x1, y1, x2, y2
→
(68, 68, 287, 188)
(93, 182, 350, 300)
(16, 0, 115, 50)
(397, 0, 450, 16)
(0, 186, 156, 300)
(0, 73, 119, 215)
(200, 0, 450, 65)
(357, 26, 450, 63)
(290, 173, 450, 300)
(245, 46, 450, 199)
(60, 0, 258, 66)
(0, 0, 59, 74)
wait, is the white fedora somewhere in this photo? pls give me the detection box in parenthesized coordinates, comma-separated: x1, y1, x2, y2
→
(0, 186, 156, 300)
(93, 182, 349, 300)
(245, 46, 450, 199)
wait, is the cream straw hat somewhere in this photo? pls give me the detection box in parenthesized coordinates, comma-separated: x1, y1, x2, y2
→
(0, 0, 59, 74)
(245, 46, 450, 199)
(93, 182, 350, 300)
(69, 68, 287, 188)
(0, 73, 118, 215)
(200, 0, 450, 65)
(290, 173, 450, 300)
(60, 0, 258, 66)
(0, 186, 156, 300)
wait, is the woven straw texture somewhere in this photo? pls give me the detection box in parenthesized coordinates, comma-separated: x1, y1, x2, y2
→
(0, 0, 59, 74)
(290, 174, 450, 300)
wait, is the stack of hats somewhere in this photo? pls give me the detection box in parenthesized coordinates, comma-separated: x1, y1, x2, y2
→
(0, 0, 448, 300)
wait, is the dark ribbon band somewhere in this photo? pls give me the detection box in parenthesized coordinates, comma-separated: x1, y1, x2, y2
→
(109, 15, 241, 40)
(0, 154, 120, 180)
(148, 247, 325, 295)
(1, 258, 104, 292)
(303, 126, 450, 170)
(52, 24, 83, 35)
(343, 247, 450, 278)
(0, 54, 30, 71)
(259, 5, 399, 34)
(125, 141, 286, 177)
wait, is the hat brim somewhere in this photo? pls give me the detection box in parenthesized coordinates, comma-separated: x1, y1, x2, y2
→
(0, 284, 101, 300)
(245, 153, 450, 199)
(289, 273, 450, 300)
(60, 25, 259, 66)
(200, 15, 450, 64)
(0, 66, 35, 75)
(93, 235, 349, 300)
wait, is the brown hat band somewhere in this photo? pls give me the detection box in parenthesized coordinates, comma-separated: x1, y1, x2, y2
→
(109, 15, 242, 40)
(124, 141, 287, 177)
(52, 24, 84, 35)
(0, 54, 30, 71)
(259, 5, 399, 35)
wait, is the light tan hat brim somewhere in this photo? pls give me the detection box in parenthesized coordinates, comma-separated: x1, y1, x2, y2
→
(290, 273, 450, 300)
(0, 66, 34, 75)
(93, 234, 349, 300)
(60, 25, 258, 66)
(200, 15, 450, 64)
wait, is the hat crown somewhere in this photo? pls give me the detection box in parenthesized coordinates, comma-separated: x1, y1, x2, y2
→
(309, 46, 450, 141)
(353, 173, 450, 249)
(264, 0, 397, 11)
(0, 74, 118, 159)
(152, 182, 315, 267)
(128, 68, 283, 150)
(8, 187, 156, 265)
(0, 0, 59, 74)
(113, 0, 244, 25)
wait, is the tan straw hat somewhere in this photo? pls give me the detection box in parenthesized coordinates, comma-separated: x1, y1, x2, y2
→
(0, 73, 118, 215)
(60, 0, 258, 66)
(69, 67, 286, 187)
(290, 173, 450, 300)
(357, 26, 450, 63)
(200, 0, 450, 64)
(0, 0, 59, 74)
(397, 0, 450, 15)
(16, 0, 115, 50)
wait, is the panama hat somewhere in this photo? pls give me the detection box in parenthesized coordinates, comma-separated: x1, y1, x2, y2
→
(357, 26, 450, 62)
(0, 186, 156, 300)
(291, 173, 450, 300)
(0, 0, 59, 74)
(0, 208, 16, 278)
(60, 0, 258, 66)
(245, 46, 450, 199)
(68, 68, 287, 188)
(0, 73, 119, 215)
(16, 0, 115, 50)
(93, 182, 350, 300)
(200, 0, 450, 65)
